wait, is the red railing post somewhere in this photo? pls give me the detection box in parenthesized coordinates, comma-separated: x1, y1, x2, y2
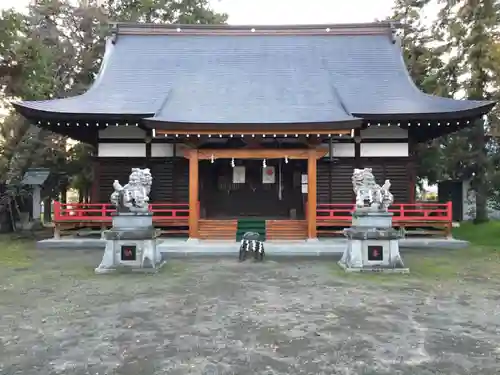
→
(54, 201, 61, 220)
(446, 201, 453, 221)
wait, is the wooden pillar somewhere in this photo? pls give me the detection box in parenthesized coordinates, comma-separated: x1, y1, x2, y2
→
(307, 149, 317, 239)
(408, 161, 416, 203)
(408, 140, 417, 203)
(145, 130, 152, 166)
(91, 157, 100, 203)
(188, 149, 199, 239)
(354, 128, 361, 168)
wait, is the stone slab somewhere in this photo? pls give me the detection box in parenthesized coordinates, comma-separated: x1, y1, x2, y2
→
(352, 211, 393, 228)
(94, 260, 167, 274)
(37, 237, 470, 253)
(344, 227, 403, 240)
(111, 214, 153, 230)
(102, 228, 159, 240)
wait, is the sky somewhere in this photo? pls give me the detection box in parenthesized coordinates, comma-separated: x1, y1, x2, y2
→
(1, 0, 396, 24)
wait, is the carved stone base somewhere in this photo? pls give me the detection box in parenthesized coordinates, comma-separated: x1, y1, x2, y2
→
(352, 210, 393, 228)
(95, 239, 165, 274)
(338, 238, 409, 273)
(95, 214, 164, 274)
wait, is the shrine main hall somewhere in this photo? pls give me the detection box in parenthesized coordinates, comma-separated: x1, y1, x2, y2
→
(14, 22, 494, 240)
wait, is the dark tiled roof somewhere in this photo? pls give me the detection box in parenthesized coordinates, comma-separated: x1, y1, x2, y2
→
(13, 23, 494, 124)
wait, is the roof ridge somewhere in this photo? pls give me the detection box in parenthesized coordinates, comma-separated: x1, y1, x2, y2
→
(113, 22, 397, 37)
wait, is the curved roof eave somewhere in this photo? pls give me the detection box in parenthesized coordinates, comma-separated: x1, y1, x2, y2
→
(353, 100, 495, 121)
(12, 102, 154, 122)
(10, 38, 156, 122)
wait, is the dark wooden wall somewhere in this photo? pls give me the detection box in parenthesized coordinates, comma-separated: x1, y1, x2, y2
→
(317, 160, 354, 203)
(95, 157, 189, 203)
(150, 158, 189, 202)
(317, 158, 412, 204)
(95, 157, 412, 205)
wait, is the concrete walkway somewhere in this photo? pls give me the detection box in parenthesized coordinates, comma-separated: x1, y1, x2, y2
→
(37, 237, 469, 255)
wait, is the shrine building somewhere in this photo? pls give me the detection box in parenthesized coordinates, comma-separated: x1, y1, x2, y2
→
(13, 22, 494, 241)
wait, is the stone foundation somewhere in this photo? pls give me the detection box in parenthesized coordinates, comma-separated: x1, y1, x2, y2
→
(95, 213, 165, 274)
(338, 210, 409, 273)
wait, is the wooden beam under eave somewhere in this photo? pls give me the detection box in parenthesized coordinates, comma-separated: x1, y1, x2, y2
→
(154, 129, 353, 136)
(183, 148, 329, 160)
(181, 139, 201, 149)
(306, 137, 323, 147)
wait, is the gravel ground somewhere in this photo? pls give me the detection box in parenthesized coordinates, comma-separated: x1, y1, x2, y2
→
(0, 249, 499, 375)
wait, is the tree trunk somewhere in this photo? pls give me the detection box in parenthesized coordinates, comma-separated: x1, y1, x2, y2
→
(43, 197, 52, 223)
(473, 120, 489, 223)
(84, 187, 90, 203)
(60, 184, 68, 204)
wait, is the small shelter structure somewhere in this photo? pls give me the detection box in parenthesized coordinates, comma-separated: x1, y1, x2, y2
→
(21, 168, 50, 228)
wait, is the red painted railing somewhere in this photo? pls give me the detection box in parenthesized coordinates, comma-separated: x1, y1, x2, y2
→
(53, 201, 452, 225)
(53, 201, 189, 222)
(316, 202, 452, 223)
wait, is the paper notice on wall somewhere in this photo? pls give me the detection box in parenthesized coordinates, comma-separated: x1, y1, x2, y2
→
(262, 166, 276, 184)
(301, 183, 308, 194)
(301, 174, 308, 184)
(233, 166, 246, 183)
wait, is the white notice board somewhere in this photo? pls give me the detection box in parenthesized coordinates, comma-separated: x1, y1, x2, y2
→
(233, 166, 246, 183)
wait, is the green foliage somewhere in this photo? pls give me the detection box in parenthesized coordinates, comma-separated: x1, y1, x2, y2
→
(107, 0, 228, 23)
(66, 143, 94, 199)
(452, 220, 500, 248)
(435, 0, 500, 223)
(393, 0, 500, 223)
(0, 0, 227, 214)
(0, 234, 33, 267)
(390, 0, 454, 186)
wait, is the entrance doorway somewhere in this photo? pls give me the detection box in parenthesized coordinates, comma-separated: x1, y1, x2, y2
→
(199, 159, 305, 219)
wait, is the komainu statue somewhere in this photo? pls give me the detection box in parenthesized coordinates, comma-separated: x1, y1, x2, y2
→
(380, 179, 394, 211)
(110, 168, 152, 213)
(352, 168, 393, 211)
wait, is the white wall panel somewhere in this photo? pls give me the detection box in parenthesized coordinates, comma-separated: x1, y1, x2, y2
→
(321, 143, 355, 157)
(151, 143, 174, 157)
(98, 143, 146, 157)
(360, 143, 408, 157)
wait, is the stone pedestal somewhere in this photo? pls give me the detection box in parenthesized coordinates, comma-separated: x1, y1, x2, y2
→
(338, 210, 409, 273)
(95, 213, 165, 274)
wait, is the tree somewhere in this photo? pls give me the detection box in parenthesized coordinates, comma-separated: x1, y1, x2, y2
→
(433, 0, 500, 222)
(390, 0, 452, 186)
(0, 0, 228, 229)
(106, 0, 228, 24)
(67, 143, 95, 203)
(392, 0, 500, 222)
